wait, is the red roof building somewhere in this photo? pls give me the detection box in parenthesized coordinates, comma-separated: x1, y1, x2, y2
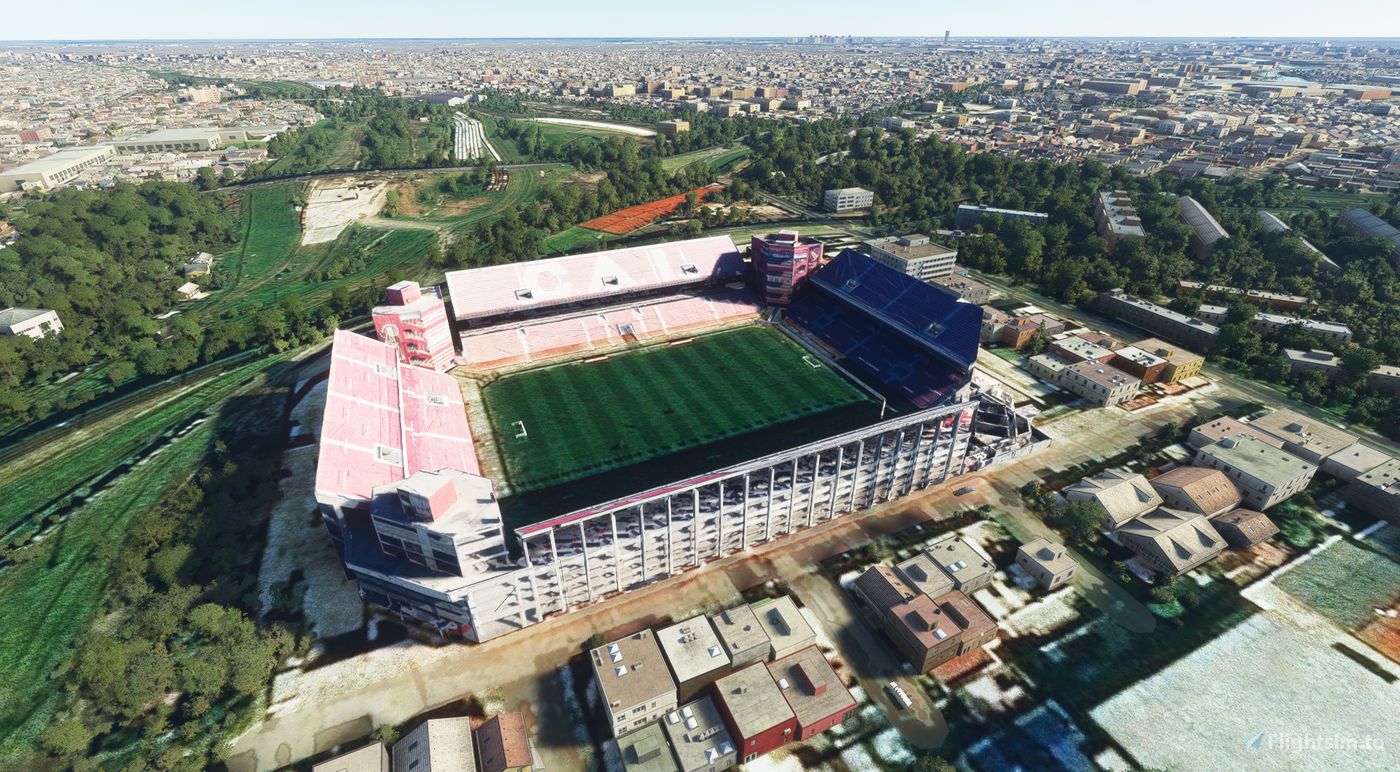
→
(373, 281, 455, 372)
(713, 663, 796, 763)
(765, 646, 857, 741)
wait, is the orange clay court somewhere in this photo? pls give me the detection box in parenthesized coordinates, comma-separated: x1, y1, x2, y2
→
(580, 185, 722, 234)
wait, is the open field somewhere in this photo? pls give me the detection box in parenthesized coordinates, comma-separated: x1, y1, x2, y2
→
(660, 146, 751, 174)
(481, 325, 870, 491)
(0, 347, 304, 764)
(1275, 539, 1400, 630)
(265, 121, 365, 175)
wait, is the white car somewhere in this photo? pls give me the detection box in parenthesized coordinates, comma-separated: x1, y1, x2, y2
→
(888, 681, 913, 709)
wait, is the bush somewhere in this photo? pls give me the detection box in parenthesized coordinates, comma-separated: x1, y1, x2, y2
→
(1150, 585, 1177, 603)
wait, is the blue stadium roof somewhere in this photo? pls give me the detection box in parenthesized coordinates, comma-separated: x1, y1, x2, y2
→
(808, 249, 982, 370)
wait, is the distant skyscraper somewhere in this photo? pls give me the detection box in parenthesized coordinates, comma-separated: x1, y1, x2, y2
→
(945, 31, 950, 45)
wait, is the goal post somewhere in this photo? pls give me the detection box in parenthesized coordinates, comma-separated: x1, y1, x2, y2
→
(513, 420, 528, 438)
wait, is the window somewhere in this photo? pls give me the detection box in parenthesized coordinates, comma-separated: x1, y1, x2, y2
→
(408, 741, 419, 751)
(409, 761, 419, 770)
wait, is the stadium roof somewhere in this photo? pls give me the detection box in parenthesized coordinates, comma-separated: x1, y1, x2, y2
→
(315, 330, 479, 503)
(445, 235, 745, 321)
(808, 249, 982, 370)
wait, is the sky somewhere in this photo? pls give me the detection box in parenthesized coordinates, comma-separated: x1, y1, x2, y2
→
(3, 0, 1398, 42)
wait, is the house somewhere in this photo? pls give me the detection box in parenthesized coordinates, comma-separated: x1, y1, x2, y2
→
(852, 566, 919, 614)
(394, 717, 475, 772)
(183, 252, 215, 277)
(1195, 434, 1318, 511)
(313, 743, 390, 772)
(0, 307, 63, 339)
(1246, 409, 1359, 465)
(591, 630, 679, 738)
(710, 604, 772, 671)
(1344, 457, 1400, 525)
(475, 713, 532, 772)
(712, 663, 797, 763)
(1000, 314, 1064, 348)
(751, 597, 817, 661)
(923, 536, 995, 593)
(1210, 510, 1280, 548)
(619, 723, 679, 772)
(656, 616, 732, 703)
(176, 281, 201, 299)
(893, 551, 955, 598)
(885, 590, 997, 674)
(980, 306, 1009, 343)
(662, 697, 737, 772)
(1189, 417, 1284, 450)
(1014, 538, 1078, 590)
(1115, 508, 1225, 575)
(1064, 469, 1163, 530)
(1148, 467, 1242, 518)
(766, 646, 857, 741)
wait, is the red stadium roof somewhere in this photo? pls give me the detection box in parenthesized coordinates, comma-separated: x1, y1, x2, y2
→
(444, 235, 745, 321)
(315, 330, 479, 503)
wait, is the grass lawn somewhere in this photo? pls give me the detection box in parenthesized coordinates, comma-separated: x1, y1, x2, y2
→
(660, 146, 751, 174)
(543, 226, 612, 254)
(1275, 539, 1400, 630)
(482, 325, 870, 491)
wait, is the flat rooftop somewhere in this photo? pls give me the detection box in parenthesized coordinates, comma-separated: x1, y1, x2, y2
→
(766, 646, 856, 727)
(751, 596, 816, 652)
(714, 664, 794, 738)
(1247, 408, 1358, 457)
(1198, 433, 1317, 484)
(655, 616, 731, 683)
(591, 630, 677, 711)
(711, 603, 771, 658)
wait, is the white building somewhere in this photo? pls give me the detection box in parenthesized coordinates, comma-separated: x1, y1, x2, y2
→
(0, 145, 115, 192)
(866, 235, 958, 281)
(823, 187, 873, 213)
(0, 307, 64, 338)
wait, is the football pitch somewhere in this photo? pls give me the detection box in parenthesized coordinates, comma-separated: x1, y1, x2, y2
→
(482, 325, 872, 491)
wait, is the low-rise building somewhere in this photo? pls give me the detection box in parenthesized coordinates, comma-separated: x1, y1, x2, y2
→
(1116, 508, 1225, 575)
(591, 630, 679, 738)
(1064, 469, 1163, 531)
(1050, 335, 1120, 365)
(979, 306, 1009, 344)
(1014, 538, 1078, 590)
(885, 590, 997, 674)
(1283, 348, 1341, 378)
(713, 664, 797, 763)
(662, 697, 736, 772)
(923, 536, 995, 593)
(1320, 444, 1394, 483)
(1188, 417, 1283, 450)
(1178, 195, 1229, 259)
(656, 616, 732, 703)
(394, 717, 475, 772)
(866, 234, 958, 281)
(657, 120, 690, 136)
(822, 187, 873, 213)
(1344, 458, 1400, 524)
(766, 646, 857, 741)
(619, 723, 678, 772)
(1129, 338, 1205, 382)
(710, 604, 772, 671)
(932, 277, 991, 305)
(1060, 361, 1140, 407)
(1210, 509, 1280, 549)
(955, 204, 1049, 230)
(1000, 314, 1064, 348)
(894, 551, 955, 598)
(1247, 409, 1359, 465)
(1099, 290, 1219, 352)
(313, 743, 390, 772)
(1194, 434, 1318, 511)
(1094, 190, 1147, 255)
(751, 597, 817, 661)
(853, 566, 919, 614)
(1110, 346, 1168, 383)
(0, 144, 115, 192)
(1027, 353, 1069, 382)
(475, 713, 532, 772)
(1148, 467, 1242, 518)
(0, 307, 63, 338)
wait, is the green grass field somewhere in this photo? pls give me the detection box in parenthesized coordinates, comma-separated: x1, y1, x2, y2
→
(661, 146, 751, 174)
(483, 325, 870, 491)
(1275, 539, 1400, 630)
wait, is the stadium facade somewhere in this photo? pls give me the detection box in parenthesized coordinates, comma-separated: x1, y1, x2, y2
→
(313, 235, 1041, 642)
(372, 281, 455, 372)
(750, 230, 825, 306)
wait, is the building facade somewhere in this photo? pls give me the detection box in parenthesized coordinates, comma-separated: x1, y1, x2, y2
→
(1060, 361, 1140, 407)
(866, 235, 958, 281)
(1099, 290, 1219, 351)
(750, 231, 824, 307)
(823, 187, 873, 213)
(955, 204, 1049, 230)
(885, 590, 997, 674)
(373, 281, 455, 372)
(592, 630, 680, 738)
(713, 665, 797, 763)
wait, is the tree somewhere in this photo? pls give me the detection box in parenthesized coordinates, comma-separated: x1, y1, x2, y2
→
(909, 756, 955, 772)
(370, 724, 400, 746)
(39, 718, 95, 757)
(1048, 501, 1102, 541)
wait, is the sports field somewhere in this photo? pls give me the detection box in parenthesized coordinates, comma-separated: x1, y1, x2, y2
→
(483, 325, 871, 491)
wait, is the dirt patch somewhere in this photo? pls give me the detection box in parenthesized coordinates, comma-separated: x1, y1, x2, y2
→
(302, 179, 389, 245)
(564, 170, 607, 194)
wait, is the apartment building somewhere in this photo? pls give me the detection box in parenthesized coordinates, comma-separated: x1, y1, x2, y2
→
(662, 697, 736, 772)
(475, 713, 532, 772)
(885, 590, 997, 674)
(822, 187, 873, 213)
(1210, 510, 1280, 549)
(954, 204, 1049, 230)
(1060, 361, 1140, 407)
(1129, 338, 1205, 382)
(713, 664, 797, 762)
(1148, 467, 1242, 518)
(313, 743, 390, 772)
(1194, 434, 1318, 511)
(1115, 508, 1225, 576)
(1247, 408, 1359, 465)
(710, 605, 772, 671)
(591, 630, 680, 738)
(372, 281, 455, 372)
(865, 234, 959, 281)
(766, 646, 857, 741)
(656, 616, 732, 703)
(1093, 190, 1146, 255)
(1014, 538, 1078, 590)
(1099, 290, 1219, 351)
(1064, 469, 1162, 531)
(0, 307, 63, 338)
(393, 717, 475, 772)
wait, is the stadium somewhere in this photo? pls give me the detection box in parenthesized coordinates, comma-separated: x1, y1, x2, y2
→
(314, 234, 1047, 642)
